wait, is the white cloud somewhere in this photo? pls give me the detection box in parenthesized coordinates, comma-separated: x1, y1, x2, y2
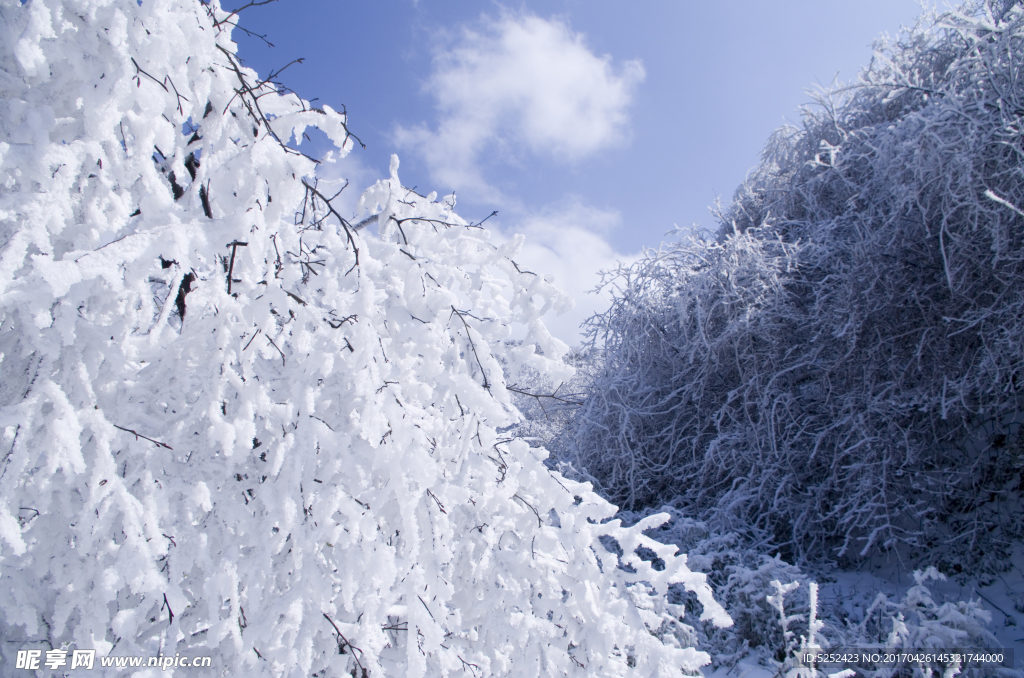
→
(493, 201, 642, 347)
(395, 12, 644, 197)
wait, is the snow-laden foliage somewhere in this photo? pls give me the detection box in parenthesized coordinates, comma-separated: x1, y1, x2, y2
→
(581, 507, 1009, 677)
(0, 1, 731, 675)
(769, 570, 999, 678)
(565, 0, 1024, 563)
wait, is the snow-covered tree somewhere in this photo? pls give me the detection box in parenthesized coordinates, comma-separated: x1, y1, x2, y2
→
(501, 342, 594, 460)
(0, 1, 730, 675)
(564, 0, 1024, 564)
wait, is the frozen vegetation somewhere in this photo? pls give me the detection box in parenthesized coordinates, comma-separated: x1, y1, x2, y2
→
(563, 0, 1024, 567)
(0, 0, 1022, 676)
(518, 0, 1024, 673)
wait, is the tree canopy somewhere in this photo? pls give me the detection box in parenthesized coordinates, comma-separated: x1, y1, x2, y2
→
(0, 1, 729, 675)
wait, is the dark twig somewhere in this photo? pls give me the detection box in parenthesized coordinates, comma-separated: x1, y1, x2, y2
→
(471, 210, 498, 228)
(417, 596, 436, 622)
(74, 233, 138, 261)
(243, 328, 261, 351)
(301, 179, 359, 273)
(287, 237, 326, 282)
(226, 241, 248, 294)
(113, 424, 173, 450)
(325, 179, 348, 202)
(376, 381, 398, 395)
(389, 213, 488, 237)
(266, 336, 286, 365)
(129, 59, 188, 115)
(130, 58, 168, 92)
(512, 260, 536, 276)
(507, 384, 582, 406)
(449, 307, 489, 390)
(324, 313, 357, 330)
(253, 57, 305, 93)
(323, 614, 368, 677)
(973, 587, 1016, 624)
(489, 444, 508, 483)
(214, 0, 280, 31)
(214, 45, 320, 164)
(221, 21, 274, 47)
(161, 593, 174, 625)
(308, 415, 335, 431)
(426, 488, 447, 514)
(164, 74, 189, 115)
(513, 493, 543, 527)
(459, 655, 482, 676)
(17, 507, 39, 527)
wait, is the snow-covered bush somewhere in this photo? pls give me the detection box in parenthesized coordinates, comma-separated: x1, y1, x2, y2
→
(0, 1, 731, 675)
(565, 0, 1024, 563)
(854, 568, 995, 657)
(598, 508, 1009, 676)
(610, 506, 806, 666)
(784, 569, 1001, 678)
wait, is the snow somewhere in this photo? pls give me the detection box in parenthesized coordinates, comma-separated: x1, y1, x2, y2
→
(0, 1, 729, 675)
(3, 0, 1023, 676)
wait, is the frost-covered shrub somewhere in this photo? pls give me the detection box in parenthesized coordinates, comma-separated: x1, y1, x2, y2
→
(855, 568, 995, 655)
(565, 0, 1024, 562)
(609, 511, 1008, 677)
(609, 506, 813, 670)
(793, 569, 1002, 678)
(0, 1, 731, 675)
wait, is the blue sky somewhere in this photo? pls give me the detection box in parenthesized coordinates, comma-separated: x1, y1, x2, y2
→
(232, 0, 928, 345)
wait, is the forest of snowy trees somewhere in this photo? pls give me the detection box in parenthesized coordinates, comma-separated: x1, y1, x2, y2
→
(0, 0, 1022, 676)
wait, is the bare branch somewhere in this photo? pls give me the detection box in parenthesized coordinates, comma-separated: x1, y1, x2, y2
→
(113, 424, 173, 450)
(449, 307, 489, 390)
(216, 0, 280, 31)
(513, 493, 542, 527)
(322, 614, 368, 677)
(507, 383, 582, 407)
(226, 240, 248, 294)
(301, 179, 359, 272)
